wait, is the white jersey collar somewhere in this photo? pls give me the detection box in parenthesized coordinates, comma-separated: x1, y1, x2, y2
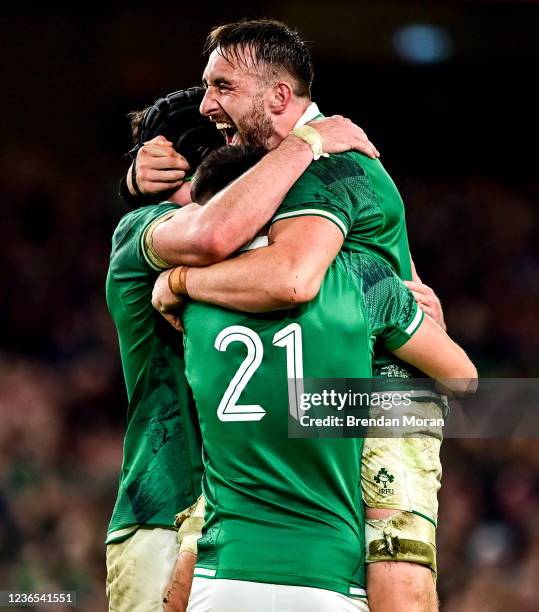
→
(293, 102, 321, 129)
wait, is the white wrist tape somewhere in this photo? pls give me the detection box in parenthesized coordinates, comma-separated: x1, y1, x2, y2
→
(290, 125, 329, 161)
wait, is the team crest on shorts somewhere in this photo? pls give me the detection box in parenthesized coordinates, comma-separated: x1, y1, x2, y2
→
(374, 467, 395, 495)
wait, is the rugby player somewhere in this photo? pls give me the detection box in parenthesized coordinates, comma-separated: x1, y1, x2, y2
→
(107, 92, 375, 611)
(145, 18, 451, 612)
(151, 144, 476, 612)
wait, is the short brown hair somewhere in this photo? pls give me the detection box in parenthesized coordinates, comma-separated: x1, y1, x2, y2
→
(191, 145, 265, 204)
(127, 108, 149, 143)
(205, 19, 313, 97)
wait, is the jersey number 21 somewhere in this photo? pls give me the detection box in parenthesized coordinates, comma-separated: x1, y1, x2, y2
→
(214, 323, 304, 422)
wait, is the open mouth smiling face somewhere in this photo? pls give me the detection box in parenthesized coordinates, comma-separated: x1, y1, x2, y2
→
(213, 120, 238, 145)
(202, 48, 269, 146)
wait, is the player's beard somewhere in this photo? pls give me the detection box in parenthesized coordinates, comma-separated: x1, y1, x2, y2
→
(236, 94, 274, 150)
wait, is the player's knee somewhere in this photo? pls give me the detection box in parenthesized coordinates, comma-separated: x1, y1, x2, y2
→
(365, 510, 437, 574)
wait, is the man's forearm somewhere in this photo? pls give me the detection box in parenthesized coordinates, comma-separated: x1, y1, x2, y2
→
(185, 246, 298, 312)
(154, 136, 313, 266)
(154, 217, 343, 318)
(197, 135, 312, 246)
(182, 216, 342, 312)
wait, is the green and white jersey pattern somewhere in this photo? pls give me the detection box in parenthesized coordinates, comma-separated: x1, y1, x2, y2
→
(277, 105, 418, 379)
(106, 203, 203, 543)
(182, 251, 422, 596)
(274, 114, 412, 280)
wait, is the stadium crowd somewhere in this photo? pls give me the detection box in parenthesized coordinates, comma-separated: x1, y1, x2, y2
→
(0, 150, 537, 610)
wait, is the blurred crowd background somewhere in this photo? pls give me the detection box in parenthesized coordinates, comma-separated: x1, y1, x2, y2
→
(1, 1, 538, 610)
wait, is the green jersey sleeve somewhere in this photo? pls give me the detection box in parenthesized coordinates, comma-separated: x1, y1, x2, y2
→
(365, 267, 423, 350)
(349, 253, 423, 351)
(109, 202, 178, 276)
(270, 152, 383, 238)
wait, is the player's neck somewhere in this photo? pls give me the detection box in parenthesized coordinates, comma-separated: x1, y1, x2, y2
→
(268, 99, 312, 150)
(168, 182, 193, 206)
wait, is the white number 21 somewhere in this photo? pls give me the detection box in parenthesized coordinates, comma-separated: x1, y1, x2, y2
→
(214, 323, 303, 422)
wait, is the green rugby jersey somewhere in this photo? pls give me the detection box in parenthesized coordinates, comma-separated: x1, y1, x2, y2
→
(273, 121, 421, 378)
(182, 250, 422, 596)
(274, 123, 412, 279)
(105, 202, 202, 543)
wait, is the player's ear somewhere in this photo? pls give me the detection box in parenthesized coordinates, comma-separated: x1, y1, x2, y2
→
(268, 81, 293, 114)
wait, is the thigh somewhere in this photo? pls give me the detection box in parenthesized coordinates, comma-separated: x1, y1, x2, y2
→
(362, 405, 443, 522)
(106, 528, 179, 612)
(362, 402, 443, 575)
(367, 562, 438, 612)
